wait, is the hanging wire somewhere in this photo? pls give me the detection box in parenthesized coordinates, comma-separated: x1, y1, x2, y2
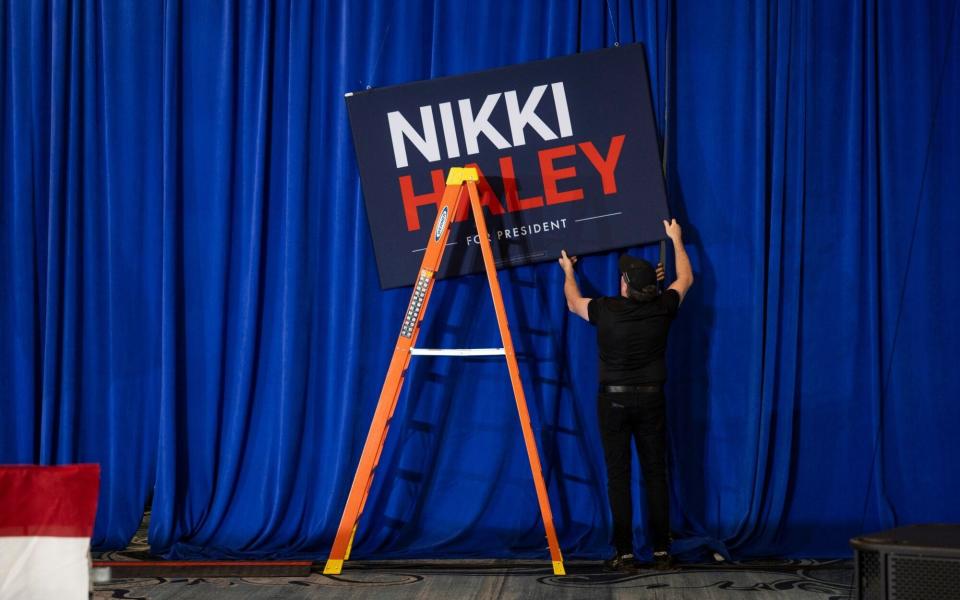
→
(662, 0, 672, 178)
(604, 0, 622, 46)
(359, 6, 393, 90)
(659, 0, 675, 273)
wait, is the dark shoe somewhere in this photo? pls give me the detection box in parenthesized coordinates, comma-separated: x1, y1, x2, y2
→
(652, 550, 676, 571)
(603, 553, 637, 572)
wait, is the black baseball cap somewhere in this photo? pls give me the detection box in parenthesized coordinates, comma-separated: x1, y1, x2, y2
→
(618, 255, 656, 291)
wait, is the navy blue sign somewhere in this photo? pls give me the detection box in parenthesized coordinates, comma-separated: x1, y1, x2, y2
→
(346, 44, 669, 289)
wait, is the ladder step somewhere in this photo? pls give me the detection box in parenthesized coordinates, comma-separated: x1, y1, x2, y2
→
(409, 348, 506, 357)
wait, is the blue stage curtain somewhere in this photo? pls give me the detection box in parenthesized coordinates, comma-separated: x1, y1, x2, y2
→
(0, 0, 164, 548)
(1, 0, 957, 559)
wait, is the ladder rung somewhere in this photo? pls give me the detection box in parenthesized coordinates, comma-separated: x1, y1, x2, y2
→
(409, 348, 506, 357)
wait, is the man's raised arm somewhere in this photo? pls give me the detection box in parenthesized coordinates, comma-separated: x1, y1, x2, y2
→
(664, 219, 694, 303)
(559, 250, 591, 321)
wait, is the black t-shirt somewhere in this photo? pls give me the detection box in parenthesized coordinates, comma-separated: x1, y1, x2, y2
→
(587, 289, 681, 385)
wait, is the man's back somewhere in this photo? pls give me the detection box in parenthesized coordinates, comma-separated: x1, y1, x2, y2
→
(588, 289, 680, 385)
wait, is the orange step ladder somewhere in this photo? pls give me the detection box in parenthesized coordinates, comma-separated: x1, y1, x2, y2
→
(323, 167, 565, 576)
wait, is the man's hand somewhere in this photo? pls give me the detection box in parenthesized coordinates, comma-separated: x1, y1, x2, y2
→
(663, 218, 682, 242)
(558, 249, 578, 274)
(656, 262, 665, 282)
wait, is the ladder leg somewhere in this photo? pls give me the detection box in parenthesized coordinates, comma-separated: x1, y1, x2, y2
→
(466, 181, 566, 576)
(324, 178, 467, 575)
(323, 349, 411, 574)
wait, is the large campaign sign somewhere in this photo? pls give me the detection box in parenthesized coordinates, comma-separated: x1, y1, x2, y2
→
(346, 44, 669, 289)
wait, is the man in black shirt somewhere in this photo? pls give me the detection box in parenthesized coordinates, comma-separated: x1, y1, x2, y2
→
(559, 218, 694, 571)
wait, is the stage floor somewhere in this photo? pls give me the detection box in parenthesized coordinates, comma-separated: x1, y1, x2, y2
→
(94, 513, 853, 598)
(93, 558, 853, 599)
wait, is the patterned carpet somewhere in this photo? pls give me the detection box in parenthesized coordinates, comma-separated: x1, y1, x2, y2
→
(94, 559, 853, 599)
(93, 513, 853, 599)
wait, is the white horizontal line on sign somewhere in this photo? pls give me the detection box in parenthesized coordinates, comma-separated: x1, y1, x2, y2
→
(575, 211, 622, 223)
(409, 348, 506, 356)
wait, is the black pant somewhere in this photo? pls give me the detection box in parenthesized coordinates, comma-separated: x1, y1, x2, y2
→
(597, 390, 670, 555)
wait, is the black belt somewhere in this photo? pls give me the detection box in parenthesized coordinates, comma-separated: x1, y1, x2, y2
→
(601, 384, 662, 394)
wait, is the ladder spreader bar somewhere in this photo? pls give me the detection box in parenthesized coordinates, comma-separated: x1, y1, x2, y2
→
(409, 348, 506, 356)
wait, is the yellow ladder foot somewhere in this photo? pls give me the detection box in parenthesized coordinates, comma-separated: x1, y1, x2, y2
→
(323, 559, 344, 575)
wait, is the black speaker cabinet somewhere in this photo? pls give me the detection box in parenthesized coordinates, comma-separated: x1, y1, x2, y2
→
(851, 524, 960, 599)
